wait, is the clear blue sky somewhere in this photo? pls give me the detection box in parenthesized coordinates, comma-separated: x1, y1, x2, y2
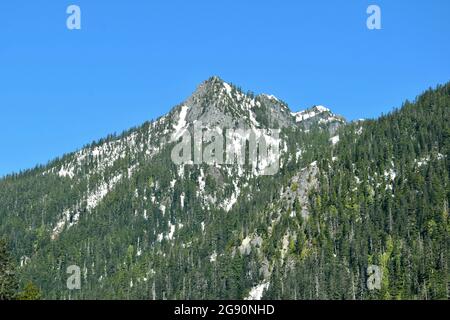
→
(0, 0, 449, 177)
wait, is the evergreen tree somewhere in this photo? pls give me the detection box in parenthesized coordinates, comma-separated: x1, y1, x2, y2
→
(17, 281, 42, 300)
(0, 239, 18, 300)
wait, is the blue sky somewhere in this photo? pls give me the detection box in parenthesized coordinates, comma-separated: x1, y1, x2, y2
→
(0, 0, 449, 177)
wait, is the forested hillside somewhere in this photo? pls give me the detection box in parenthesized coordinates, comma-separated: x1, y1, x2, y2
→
(0, 78, 448, 300)
(265, 84, 450, 299)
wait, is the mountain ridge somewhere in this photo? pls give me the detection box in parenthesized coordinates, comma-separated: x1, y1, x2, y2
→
(0, 79, 448, 300)
(2, 76, 345, 178)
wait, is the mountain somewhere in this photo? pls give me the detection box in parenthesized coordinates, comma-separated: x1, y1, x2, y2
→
(0, 77, 449, 300)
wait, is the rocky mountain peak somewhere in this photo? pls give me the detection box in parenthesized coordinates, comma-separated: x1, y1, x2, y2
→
(174, 77, 262, 130)
(291, 105, 345, 133)
(167, 77, 346, 138)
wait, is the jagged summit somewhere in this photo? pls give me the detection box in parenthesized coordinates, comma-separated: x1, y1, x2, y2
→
(291, 104, 345, 133)
(292, 105, 331, 121)
(189, 76, 236, 102)
(171, 77, 345, 132)
(192, 76, 229, 95)
(178, 76, 257, 129)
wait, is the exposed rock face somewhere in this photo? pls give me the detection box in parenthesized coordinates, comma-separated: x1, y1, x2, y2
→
(281, 161, 319, 218)
(182, 76, 261, 129)
(292, 105, 346, 134)
(254, 94, 295, 128)
(170, 76, 346, 132)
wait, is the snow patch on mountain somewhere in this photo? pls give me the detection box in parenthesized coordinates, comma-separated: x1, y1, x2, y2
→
(356, 126, 363, 135)
(51, 172, 125, 240)
(159, 204, 166, 216)
(180, 193, 185, 209)
(167, 222, 176, 240)
(172, 105, 189, 141)
(223, 82, 233, 96)
(209, 251, 217, 262)
(262, 94, 279, 102)
(292, 105, 330, 122)
(222, 180, 240, 212)
(245, 281, 270, 300)
(416, 153, 445, 167)
(86, 173, 123, 210)
(51, 209, 76, 240)
(330, 135, 340, 145)
(58, 165, 75, 178)
(384, 168, 397, 181)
